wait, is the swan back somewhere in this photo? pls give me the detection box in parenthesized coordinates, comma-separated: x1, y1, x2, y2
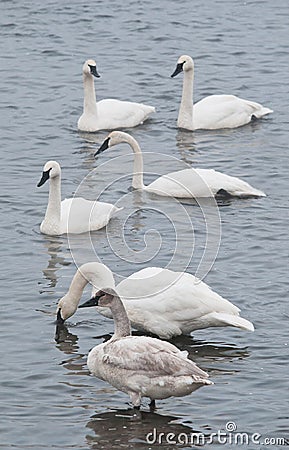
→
(60, 198, 121, 234)
(146, 167, 265, 198)
(116, 267, 254, 338)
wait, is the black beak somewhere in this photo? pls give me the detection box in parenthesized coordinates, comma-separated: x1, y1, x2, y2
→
(79, 295, 101, 308)
(171, 62, 184, 78)
(88, 64, 100, 78)
(37, 169, 51, 187)
(56, 308, 65, 324)
(94, 137, 110, 157)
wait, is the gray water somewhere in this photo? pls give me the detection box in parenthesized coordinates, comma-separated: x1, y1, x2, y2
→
(1, 0, 288, 448)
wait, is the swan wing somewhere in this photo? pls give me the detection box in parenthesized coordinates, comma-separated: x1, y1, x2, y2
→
(147, 168, 265, 198)
(115, 268, 254, 338)
(103, 336, 209, 380)
(146, 168, 214, 197)
(194, 168, 266, 197)
(60, 197, 121, 233)
(193, 94, 272, 130)
(97, 99, 155, 129)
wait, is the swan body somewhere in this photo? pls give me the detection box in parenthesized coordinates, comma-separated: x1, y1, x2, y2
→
(37, 161, 121, 235)
(171, 55, 273, 131)
(57, 262, 254, 339)
(77, 59, 155, 132)
(146, 167, 265, 198)
(95, 131, 265, 198)
(83, 288, 213, 408)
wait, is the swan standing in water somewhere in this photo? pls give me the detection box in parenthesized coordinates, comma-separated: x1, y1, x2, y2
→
(37, 161, 121, 235)
(56, 262, 254, 339)
(95, 131, 265, 198)
(79, 287, 213, 409)
(77, 59, 155, 132)
(171, 55, 273, 130)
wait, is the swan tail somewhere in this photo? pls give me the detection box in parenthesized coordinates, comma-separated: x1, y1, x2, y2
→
(253, 106, 273, 118)
(110, 206, 123, 217)
(246, 100, 273, 118)
(235, 187, 266, 198)
(208, 312, 255, 331)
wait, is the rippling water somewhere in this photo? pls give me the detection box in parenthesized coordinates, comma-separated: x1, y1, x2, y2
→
(1, 0, 288, 448)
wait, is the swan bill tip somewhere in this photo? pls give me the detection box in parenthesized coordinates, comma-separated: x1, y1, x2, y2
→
(37, 169, 51, 187)
(95, 137, 110, 157)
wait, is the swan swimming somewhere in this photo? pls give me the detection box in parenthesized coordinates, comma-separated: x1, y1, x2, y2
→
(56, 262, 254, 339)
(37, 161, 121, 235)
(80, 287, 213, 409)
(95, 131, 266, 198)
(171, 55, 273, 130)
(77, 59, 155, 132)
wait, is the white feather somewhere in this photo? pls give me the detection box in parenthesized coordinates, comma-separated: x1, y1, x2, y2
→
(171, 55, 273, 130)
(37, 161, 121, 235)
(77, 59, 155, 132)
(96, 131, 265, 198)
(57, 263, 254, 339)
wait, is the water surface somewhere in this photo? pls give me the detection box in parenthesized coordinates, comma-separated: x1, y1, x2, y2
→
(0, 0, 288, 448)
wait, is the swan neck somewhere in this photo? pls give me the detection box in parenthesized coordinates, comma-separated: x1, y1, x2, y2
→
(68, 269, 90, 305)
(110, 297, 131, 339)
(178, 69, 194, 129)
(126, 135, 144, 190)
(45, 176, 61, 225)
(83, 74, 97, 116)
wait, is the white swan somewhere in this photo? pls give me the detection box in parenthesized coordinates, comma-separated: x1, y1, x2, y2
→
(37, 161, 121, 235)
(95, 131, 265, 198)
(81, 287, 213, 409)
(171, 55, 273, 130)
(77, 59, 155, 132)
(56, 262, 254, 339)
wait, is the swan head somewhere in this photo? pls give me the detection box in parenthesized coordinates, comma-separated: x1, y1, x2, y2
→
(55, 263, 116, 323)
(82, 59, 100, 78)
(56, 293, 79, 323)
(79, 287, 118, 309)
(171, 55, 194, 77)
(37, 160, 61, 187)
(95, 131, 131, 156)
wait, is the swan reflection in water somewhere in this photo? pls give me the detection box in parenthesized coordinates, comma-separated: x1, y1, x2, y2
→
(85, 408, 208, 449)
(41, 235, 71, 289)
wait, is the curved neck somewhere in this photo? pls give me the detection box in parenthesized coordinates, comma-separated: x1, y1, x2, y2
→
(83, 74, 97, 116)
(123, 134, 145, 189)
(178, 69, 194, 130)
(62, 264, 116, 316)
(68, 269, 90, 304)
(110, 297, 131, 339)
(45, 176, 61, 226)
